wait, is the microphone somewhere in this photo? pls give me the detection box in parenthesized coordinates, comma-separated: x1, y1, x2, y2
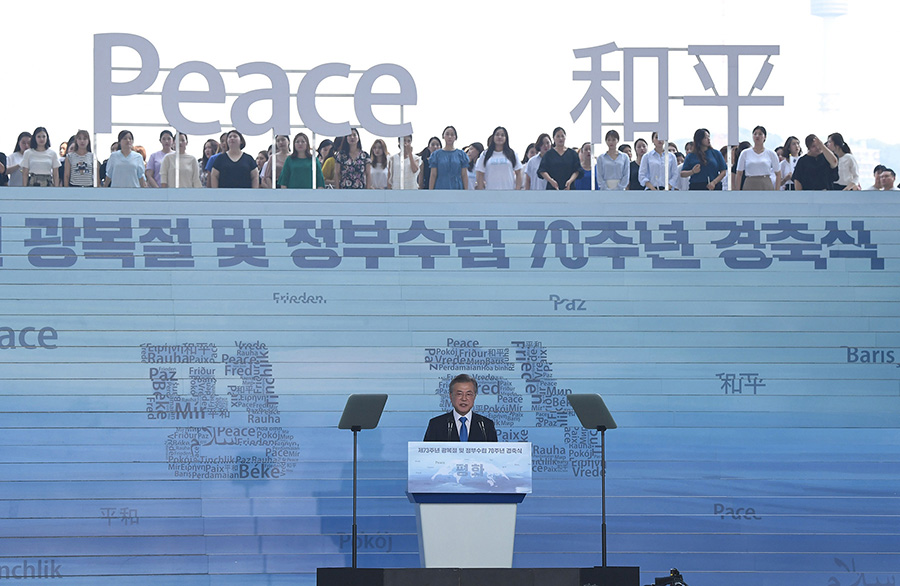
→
(478, 420, 486, 440)
(447, 419, 453, 440)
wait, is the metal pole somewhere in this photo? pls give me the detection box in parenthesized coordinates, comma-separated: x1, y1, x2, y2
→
(600, 426, 607, 567)
(352, 427, 359, 568)
(271, 133, 277, 189)
(664, 139, 669, 191)
(311, 131, 316, 189)
(400, 105, 405, 190)
(92, 131, 99, 188)
(175, 132, 180, 188)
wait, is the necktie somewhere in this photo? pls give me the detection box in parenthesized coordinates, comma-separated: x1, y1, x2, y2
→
(459, 416, 468, 442)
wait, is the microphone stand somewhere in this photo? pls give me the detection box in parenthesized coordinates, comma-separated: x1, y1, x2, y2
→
(351, 424, 360, 568)
(337, 394, 388, 570)
(599, 425, 607, 567)
(566, 394, 617, 568)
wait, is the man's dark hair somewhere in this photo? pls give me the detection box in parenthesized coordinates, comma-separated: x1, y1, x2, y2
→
(449, 374, 478, 394)
(874, 164, 886, 175)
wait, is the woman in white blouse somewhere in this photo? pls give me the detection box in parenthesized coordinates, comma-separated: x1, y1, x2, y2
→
(20, 127, 60, 187)
(735, 126, 781, 191)
(369, 139, 389, 189)
(779, 136, 801, 190)
(596, 129, 629, 190)
(826, 132, 860, 191)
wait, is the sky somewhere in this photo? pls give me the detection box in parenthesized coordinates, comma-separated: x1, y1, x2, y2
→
(3, 0, 897, 172)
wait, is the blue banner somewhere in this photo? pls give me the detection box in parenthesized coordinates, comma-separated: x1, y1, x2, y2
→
(0, 188, 898, 586)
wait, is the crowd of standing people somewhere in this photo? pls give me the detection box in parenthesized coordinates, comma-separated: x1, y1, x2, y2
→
(1, 125, 894, 191)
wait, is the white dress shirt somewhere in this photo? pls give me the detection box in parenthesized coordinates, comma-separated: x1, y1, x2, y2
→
(638, 149, 678, 190)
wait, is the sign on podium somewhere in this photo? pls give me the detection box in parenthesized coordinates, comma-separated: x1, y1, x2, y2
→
(407, 442, 532, 568)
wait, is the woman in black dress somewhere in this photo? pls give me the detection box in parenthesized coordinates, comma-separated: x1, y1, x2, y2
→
(537, 127, 582, 190)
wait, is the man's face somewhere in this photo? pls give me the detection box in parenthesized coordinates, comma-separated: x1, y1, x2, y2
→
(881, 171, 895, 189)
(450, 382, 476, 416)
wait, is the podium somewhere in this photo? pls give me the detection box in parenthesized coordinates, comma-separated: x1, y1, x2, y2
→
(407, 442, 531, 568)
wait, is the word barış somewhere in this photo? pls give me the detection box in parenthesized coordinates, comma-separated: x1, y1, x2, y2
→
(94, 33, 416, 137)
(845, 346, 895, 364)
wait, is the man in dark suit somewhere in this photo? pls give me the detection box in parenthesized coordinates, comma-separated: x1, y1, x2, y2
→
(423, 374, 498, 442)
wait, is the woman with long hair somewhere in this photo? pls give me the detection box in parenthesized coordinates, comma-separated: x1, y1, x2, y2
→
(475, 126, 522, 190)
(521, 143, 536, 164)
(524, 133, 551, 190)
(334, 128, 371, 189)
(779, 136, 801, 190)
(368, 139, 389, 189)
(388, 135, 421, 190)
(317, 139, 333, 165)
(145, 130, 175, 188)
(464, 142, 484, 190)
(322, 136, 344, 188)
(826, 132, 860, 190)
(735, 126, 781, 190)
(256, 150, 268, 176)
(21, 127, 60, 186)
(261, 135, 290, 188)
(627, 138, 647, 190)
(278, 132, 324, 189)
(64, 129, 94, 187)
(199, 139, 218, 187)
(416, 136, 442, 190)
(537, 127, 582, 190)
(429, 126, 468, 190)
(681, 128, 727, 190)
(104, 129, 147, 188)
(5, 132, 32, 188)
(732, 142, 751, 189)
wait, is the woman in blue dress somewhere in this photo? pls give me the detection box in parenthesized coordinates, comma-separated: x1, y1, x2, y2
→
(428, 126, 468, 190)
(681, 128, 727, 191)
